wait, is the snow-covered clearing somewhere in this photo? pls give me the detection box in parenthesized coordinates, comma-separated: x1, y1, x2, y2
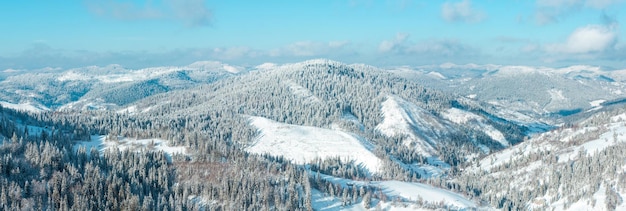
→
(559, 121, 626, 161)
(0, 101, 48, 113)
(287, 81, 321, 104)
(246, 116, 382, 174)
(376, 181, 477, 209)
(311, 174, 480, 210)
(59, 98, 118, 111)
(73, 135, 187, 156)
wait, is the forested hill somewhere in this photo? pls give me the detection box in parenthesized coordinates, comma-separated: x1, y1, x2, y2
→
(129, 59, 528, 163)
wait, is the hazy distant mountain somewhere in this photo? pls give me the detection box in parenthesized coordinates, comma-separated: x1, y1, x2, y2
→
(390, 63, 626, 123)
(0, 61, 243, 111)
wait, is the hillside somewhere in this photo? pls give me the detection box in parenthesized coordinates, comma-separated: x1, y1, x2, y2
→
(129, 60, 527, 169)
(452, 106, 626, 210)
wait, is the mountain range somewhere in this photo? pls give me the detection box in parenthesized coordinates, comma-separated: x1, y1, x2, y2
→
(0, 59, 625, 210)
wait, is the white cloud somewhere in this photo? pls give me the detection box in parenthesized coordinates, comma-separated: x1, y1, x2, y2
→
(441, 0, 485, 23)
(547, 24, 618, 54)
(85, 0, 213, 27)
(379, 33, 409, 52)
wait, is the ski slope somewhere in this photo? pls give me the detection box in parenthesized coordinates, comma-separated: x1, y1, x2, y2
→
(246, 116, 382, 173)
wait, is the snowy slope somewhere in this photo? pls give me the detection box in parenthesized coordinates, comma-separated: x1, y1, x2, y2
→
(442, 108, 508, 147)
(311, 172, 481, 210)
(58, 98, 119, 111)
(461, 109, 626, 210)
(73, 135, 187, 156)
(287, 80, 322, 104)
(0, 101, 49, 113)
(376, 181, 477, 209)
(478, 111, 626, 171)
(376, 96, 445, 156)
(246, 116, 382, 173)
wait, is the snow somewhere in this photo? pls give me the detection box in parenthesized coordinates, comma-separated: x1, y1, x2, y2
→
(117, 105, 137, 114)
(376, 181, 477, 209)
(73, 135, 187, 156)
(548, 183, 609, 211)
(222, 64, 241, 74)
(57, 71, 89, 81)
(547, 89, 567, 104)
(0, 101, 48, 113)
(255, 62, 277, 70)
(376, 96, 443, 156)
(477, 111, 626, 171)
(59, 98, 118, 111)
(55, 61, 238, 84)
(426, 71, 446, 79)
(2, 68, 22, 73)
(312, 189, 366, 211)
(246, 116, 382, 173)
(311, 172, 481, 210)
(442, 108, 508, 147)
(590, 99, 606, 107)
(559, 121, 626, 161)
(287, 81, 321, 104)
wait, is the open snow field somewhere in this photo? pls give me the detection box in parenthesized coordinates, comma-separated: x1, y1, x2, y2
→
(246, 116, 382, 173)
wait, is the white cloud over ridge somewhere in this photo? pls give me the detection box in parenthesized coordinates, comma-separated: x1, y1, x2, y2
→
(441, 0, 485, 23)
(379, 33, 410, 52)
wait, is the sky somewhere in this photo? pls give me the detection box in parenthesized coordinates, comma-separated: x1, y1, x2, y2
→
(0, 0, 625, 70)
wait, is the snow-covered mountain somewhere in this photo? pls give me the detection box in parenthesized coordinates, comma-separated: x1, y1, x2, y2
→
(0, 61, 244, 111)
(390, 63, 626, 123)
(453, 106, 626, 210)
(3, 59, 625, 210)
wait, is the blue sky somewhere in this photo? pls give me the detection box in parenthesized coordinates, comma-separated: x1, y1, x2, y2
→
(0, 0, 625, 70)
